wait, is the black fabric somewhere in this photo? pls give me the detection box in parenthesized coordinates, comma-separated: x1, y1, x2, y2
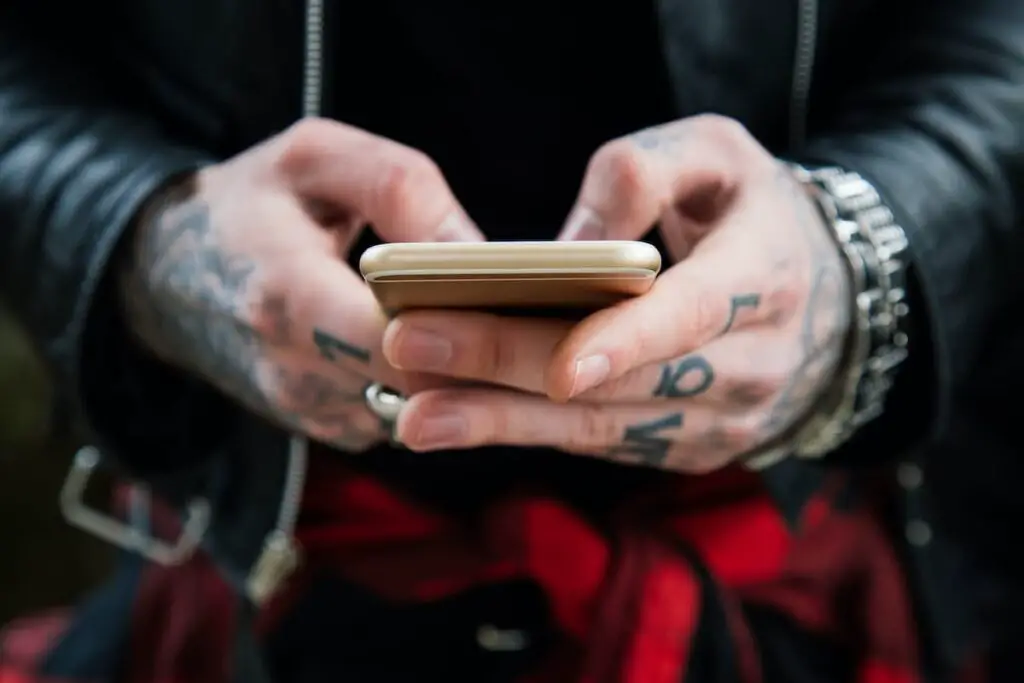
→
(264, 577, 554, 683)
(743, 606, 854, 683)
(675, 547, 743, 683)
(331, 0, 675, 242)
(0, 1, 220, 478)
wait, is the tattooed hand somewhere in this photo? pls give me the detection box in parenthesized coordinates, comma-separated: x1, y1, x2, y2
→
(121, 118, 482, 453)
(384, 115, 852, 473)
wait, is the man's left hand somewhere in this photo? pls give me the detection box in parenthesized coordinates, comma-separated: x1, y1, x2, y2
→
(383, 115, 854, 473)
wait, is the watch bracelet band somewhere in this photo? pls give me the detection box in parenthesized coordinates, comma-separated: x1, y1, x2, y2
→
(781, 165, 911, 460)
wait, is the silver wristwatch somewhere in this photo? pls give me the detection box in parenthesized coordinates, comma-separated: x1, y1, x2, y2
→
(752, 165, 912, 467)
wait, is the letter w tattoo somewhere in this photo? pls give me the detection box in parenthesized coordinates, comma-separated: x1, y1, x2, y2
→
(606, 413, 682, 467)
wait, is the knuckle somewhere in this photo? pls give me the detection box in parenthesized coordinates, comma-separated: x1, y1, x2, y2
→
(721, 415, 761, 453)
(483, 322, 519, 379)
(692, 114, 753, 149)
(590, 140, 650, 201)
(581, 372, 629, 400)
(483, 399, 515, 445)
(249, 288, 293, 345)
(570, 404, 619, 451)
(765, 280, 803, 326)
(689, 288, 725, 340)
(691, 115, 777, 176)
(723, 373, 779, 408)
(375, 149, 443, 217)
(276, 118, 335, 173)
(256, 258, 325, 343)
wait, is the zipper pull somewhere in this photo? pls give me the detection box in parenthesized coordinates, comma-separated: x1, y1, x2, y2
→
(247, 530, 302, 604)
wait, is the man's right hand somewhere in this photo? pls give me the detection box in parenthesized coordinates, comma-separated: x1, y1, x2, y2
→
(120, 118, 482, 452)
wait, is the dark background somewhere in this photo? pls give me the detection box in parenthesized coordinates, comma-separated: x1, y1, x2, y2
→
(0, 307, 111, 625)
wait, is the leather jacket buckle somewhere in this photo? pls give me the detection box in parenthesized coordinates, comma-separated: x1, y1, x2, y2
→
(59, 446, 211, 566)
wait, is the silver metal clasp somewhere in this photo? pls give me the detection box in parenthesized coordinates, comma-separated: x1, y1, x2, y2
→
(247, 530, 302, 604)
(59, 446, 211, 566)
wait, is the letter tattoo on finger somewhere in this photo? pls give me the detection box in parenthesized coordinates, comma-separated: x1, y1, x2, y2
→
(652, 293, 759, 398)
(721, 293, 761, 334)
(606, 413, 683, 467)
(654, 355, 715, 398)
(313, 328, 371, 363)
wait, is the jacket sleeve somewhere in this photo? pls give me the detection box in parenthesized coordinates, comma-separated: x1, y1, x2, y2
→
(0, 4, 231, 475)
(798, 0, 1024, 461)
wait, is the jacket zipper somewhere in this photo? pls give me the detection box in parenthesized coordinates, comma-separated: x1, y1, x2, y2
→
(301, 0, 326, 119)
(245, 0, 324, 605)
(789, 0, 819, 150)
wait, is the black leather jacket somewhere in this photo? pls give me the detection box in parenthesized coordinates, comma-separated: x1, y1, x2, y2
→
(2, 0, 1024, 677)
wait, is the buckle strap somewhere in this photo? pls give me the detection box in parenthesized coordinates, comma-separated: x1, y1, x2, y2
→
(58, 446, 211, 566)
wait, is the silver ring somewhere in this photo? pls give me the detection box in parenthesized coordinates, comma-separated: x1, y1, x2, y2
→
(364, 382, 407, 440)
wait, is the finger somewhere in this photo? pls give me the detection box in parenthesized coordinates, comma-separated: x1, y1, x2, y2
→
(262, 254, 411, 391)
(274, 118, 484, 242)
(576, 329, 796, 407)
(381, 311, 573, 394)
(559, 115, 767, 241)
(395, 388, 756, 473)
(546, 250, 777, 401)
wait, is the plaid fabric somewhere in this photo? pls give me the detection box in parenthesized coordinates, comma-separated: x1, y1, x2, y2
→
(0, 614, 75, 683)
(1, 460, 951, 683)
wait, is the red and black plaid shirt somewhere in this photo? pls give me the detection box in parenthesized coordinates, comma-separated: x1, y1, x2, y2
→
(0, 458, 983, 683)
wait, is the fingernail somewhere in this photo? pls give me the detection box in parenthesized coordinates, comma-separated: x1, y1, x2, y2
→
(389, 322, 453, 370)
(560, 206, 606, 241)
(570, 355, 611, 397)
(436, 209, 485, 242)
(412, 412, 468, 450)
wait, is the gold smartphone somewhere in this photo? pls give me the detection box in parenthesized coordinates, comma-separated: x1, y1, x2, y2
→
(360, 241, 662, 315)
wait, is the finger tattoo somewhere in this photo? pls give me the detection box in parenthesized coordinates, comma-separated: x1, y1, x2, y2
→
(313, 328, 371, 364)
(721, 293, 761, 334)
(606, 412, 683, 467)
(654, 355, 715, 398)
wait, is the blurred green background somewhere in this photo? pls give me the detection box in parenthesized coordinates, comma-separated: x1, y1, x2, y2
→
(0, 306, 111, 626)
